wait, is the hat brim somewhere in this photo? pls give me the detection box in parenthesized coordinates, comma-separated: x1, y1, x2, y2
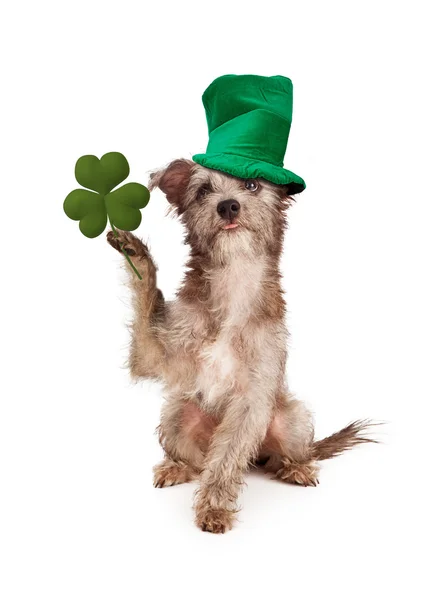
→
(192, 153, 306, 195)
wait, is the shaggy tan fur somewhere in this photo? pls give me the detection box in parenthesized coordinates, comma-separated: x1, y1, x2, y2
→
(108, 159, 376, 533)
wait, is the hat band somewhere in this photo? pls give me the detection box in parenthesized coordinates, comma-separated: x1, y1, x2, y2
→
(206, 109, 290, 167)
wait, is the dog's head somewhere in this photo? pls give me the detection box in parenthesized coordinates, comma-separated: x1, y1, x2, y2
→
(149, 159, 293, 262)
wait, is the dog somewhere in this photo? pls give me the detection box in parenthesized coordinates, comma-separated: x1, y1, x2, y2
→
(107, 158, 375, 533)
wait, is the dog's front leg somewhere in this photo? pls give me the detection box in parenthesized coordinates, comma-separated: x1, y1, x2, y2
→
(107, 229, 166, 380)
(194, 394, 273, 533)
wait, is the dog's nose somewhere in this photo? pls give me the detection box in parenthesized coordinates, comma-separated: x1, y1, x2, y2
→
(217, 199, 241, 220)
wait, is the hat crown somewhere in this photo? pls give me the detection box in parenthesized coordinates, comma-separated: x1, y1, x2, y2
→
(202, 74, 293, 134)
(192, 74, 306, 194)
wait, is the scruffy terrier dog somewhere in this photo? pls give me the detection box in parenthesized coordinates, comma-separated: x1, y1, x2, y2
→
(107, 159, 374, 533)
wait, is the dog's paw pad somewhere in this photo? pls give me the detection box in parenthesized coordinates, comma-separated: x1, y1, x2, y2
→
(106, 230, 148, 258)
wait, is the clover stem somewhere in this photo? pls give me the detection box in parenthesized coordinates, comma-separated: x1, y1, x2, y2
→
(110, 221, 143, 280)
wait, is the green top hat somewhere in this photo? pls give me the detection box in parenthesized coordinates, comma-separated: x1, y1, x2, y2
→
(192, 74, 305, 194)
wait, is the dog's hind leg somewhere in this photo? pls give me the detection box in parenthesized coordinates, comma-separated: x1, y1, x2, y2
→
(261, 394, 377, 486)
(260, 393, 320, 487)
(154, 397, 216, 488)
(107, 230, 166, 381)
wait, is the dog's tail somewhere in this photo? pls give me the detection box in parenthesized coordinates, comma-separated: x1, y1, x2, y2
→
(312, 419, 379, 461)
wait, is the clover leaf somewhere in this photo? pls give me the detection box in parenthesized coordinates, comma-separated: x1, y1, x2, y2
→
(64, 152, 150, 237)
(64, 152, 150, 279)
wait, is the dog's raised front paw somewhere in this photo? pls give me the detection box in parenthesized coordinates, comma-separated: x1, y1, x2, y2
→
(106, 229, 149, 258)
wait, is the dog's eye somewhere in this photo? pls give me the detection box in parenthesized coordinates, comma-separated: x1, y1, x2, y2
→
(245, 179, 258, 192)
(197, 184, 211, 200)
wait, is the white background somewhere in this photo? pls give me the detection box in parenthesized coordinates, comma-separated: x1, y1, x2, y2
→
(1, 1, 427, 598)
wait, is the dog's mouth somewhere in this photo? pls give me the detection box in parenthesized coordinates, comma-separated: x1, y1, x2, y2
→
(222, 223, 239, 230)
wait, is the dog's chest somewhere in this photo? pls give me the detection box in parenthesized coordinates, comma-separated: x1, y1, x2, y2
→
(196, 334, 237, 404)
(195, 257, 265, 404)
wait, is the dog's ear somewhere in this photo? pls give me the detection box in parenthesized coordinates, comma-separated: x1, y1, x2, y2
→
(276, 184, 296, 208)
(282, 182, 305, 198)
(149, 159, 194, 210)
